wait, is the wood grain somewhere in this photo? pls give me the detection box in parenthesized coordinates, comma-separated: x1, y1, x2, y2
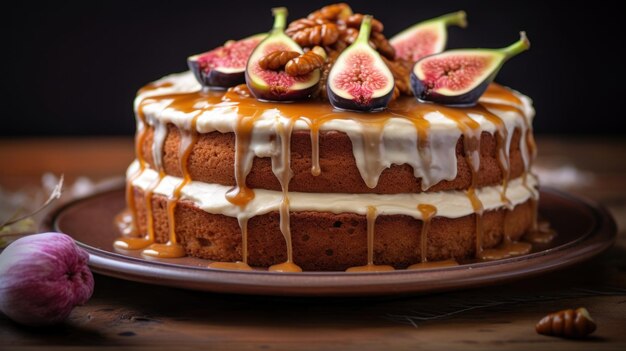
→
(1, 136, 625, 350)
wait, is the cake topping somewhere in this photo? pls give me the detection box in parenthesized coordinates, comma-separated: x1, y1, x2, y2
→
(307, 3, 353, 22)
(258, 50, 300, 71)
(390, 11, 467, 63)
(285, 18, 341, 47)
(245, 7, 321, 101)
(410, 32, 531, 106)
(186, 4, 530, 113)
(187, 34, 265, 88)
(284, 47, 326, 76)
(327, 15, 395, 111)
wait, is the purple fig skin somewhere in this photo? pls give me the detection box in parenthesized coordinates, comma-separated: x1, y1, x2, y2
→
(410, 32, 530, 107)
(0, 232, 94, 326)
(328, 90, 394, 112)
(410, 71, 492, 107)
(187, 58, 245, 89)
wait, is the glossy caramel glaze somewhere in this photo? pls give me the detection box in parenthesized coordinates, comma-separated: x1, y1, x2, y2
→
(116, 82, 540, 271)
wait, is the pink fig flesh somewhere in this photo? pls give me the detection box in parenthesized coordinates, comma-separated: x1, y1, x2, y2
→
(420, 54, 493, 92)
(332, 53, 391, 105)
(327, 15, 394, 111)
(411, 32, 530, 106)
(0, 232, 94, 326)
(391, 11, 467, 62)
(188, 34, 264, 88)
(393, 29, 439, 62)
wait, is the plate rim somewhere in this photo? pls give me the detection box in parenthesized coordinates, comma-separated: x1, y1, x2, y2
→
(42, 185, 617, 296)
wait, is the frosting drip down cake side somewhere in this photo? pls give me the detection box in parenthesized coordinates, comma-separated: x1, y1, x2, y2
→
(114, 4, 543, 272)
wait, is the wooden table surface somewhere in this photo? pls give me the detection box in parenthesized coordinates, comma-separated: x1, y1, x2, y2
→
(1, 136, 625, 350)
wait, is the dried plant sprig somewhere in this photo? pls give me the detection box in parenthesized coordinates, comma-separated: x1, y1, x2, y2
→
(0, 175, 64, 230)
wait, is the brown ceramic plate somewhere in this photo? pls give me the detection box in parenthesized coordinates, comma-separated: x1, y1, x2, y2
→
(43, 184, 616, 296)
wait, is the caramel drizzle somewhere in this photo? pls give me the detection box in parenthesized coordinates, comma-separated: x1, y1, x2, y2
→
(431, 105, 485, 257)
(388, 98, 432, 189)
(115, 98, 158, 250)
(143, 115, 201, 258)
(120, 82, 535, 270)
(268, 118, 302, 272)
(481, 83, 523, 105)
(519, 108, 538, 231)
(479, 210, 532, 260)
(116, 90, 226, 251)
(208, 216, 253, 271)
(475, 105, 511, 205)
(418, 204, 437, 263)
(524, 220, 557, 244)
(360, 118, 390, 188)
(225, 111, 259, 207)
(346, 206, 395, 272)
(309, 123, 321, 176)
(482, 84, 538, 230)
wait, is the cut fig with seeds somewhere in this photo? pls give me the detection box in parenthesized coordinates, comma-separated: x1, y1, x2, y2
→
(327, 15, 395, 112)
(246, 7, 320, 101)
(188, 34, 265, 88)
(410, 32, 530, 106)
(390, 11, 467, 63)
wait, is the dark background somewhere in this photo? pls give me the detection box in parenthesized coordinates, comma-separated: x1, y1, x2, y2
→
(4, 0, 624, 137)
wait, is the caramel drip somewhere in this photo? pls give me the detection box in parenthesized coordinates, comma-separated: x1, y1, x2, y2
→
(479, 210, 532, 260)
(481, 83, 523, 105)
(417, 204, 437, 263)
(517, 104, 538, 231)
(144, 170, 165, 244)
(212, 196, 254, 270)
(475, 104, 511, 205)
(269, 118, 303, 273)
(225, 111, 260, 207)
(144, 114, 202, 258)
(117, 90, 225, 252)
(346, 206, 395, 272)
(309, 123, 321, 176)
(238, 216, 250, 265)
(524, 220, 557, 244)
(207, 217, 252, 270)
(115, 169, 164, 250)
(123, 99, 151, 235)
(480, 101, 524, 117)
(118, 82, 527, 270)
(388, 98, 433, 189)
(115, 97, 159, 250)
(439, 106, 485, 257)
(479, 240, 532, 260)
(360, 119, 388, 188)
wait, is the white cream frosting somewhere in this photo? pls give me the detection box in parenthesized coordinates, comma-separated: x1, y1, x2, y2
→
(136, 72, 535, 191)
(129, 161, 538, 220)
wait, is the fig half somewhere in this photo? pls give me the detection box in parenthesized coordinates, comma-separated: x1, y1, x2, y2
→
(410, 32, 530, 106)
(390, 11, 467, 63)
(245, 7, 320, 101)
(327, 15, 395, 112)
(188, 34, 265, 89)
